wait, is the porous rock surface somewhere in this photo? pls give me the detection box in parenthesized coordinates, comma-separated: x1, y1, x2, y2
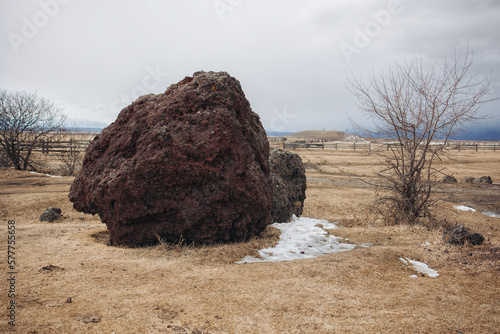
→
(269, 149, 307, 223)
(69, 71, 272, 246)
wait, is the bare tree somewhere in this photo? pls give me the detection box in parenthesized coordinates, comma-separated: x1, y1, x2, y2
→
(348, 51, 495, 224)
(0, 91, 66, 170)
(54, 129, 86, 176)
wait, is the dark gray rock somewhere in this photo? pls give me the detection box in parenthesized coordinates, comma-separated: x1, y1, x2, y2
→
(269, 149, 307, 223)
(473, 176, 493, 184)
(441, 175, 457, 184)
(39, 207, 62, 222)
(460, 176, 475, 183)
(443, 225, 485, 245)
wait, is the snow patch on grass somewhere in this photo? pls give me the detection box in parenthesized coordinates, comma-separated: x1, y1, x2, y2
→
(237, 216, 356, 263)
(454, 205, 476, 212)
(400, 257, 439, 278)
(28, 171, 62, 178)
(454, 205, 499, 218)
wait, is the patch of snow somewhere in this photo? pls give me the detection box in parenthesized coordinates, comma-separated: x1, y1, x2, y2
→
(454, 205, 500, 218)
(409, 274, 418, 279)
(482, 212, 500, 218)
(453, 205, 476, 212)
(236, 216, 356, 263)
(421, 241, 431, 247)
(400, 257, 439, 278)
(28, 171, 61, 178)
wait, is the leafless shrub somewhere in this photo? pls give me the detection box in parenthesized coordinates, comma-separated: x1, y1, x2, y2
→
(348, 50, 496, 225)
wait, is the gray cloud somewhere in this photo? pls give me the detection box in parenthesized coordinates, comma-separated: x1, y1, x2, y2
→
(1, 0, 499, 133)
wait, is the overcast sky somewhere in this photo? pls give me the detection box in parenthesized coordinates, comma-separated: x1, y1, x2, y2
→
(1, 0, 499, 134)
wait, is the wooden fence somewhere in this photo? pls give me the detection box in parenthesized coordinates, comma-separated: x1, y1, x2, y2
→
(283, 142, 325, 150)
(283, 142, 372, 150)
(449, 143, 499, 151)
(384, 143, 499, 152)
(282, 141, 499, 152)
(34, 139, 91, 154)
(31, 138, 500, 154)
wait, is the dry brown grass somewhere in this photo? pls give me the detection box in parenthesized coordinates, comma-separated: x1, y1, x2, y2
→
(0, 149, 499, 333)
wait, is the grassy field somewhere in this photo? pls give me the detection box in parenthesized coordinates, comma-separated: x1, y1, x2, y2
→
(1, 149, 499, 333)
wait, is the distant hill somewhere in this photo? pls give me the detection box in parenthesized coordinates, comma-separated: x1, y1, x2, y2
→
(283, 127, 499, 142)
(285, 130, 351, 141)
(450, 125, 500, 141)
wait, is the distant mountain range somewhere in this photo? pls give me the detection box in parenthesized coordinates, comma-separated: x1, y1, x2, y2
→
(449, 126, 500, 141)
(277, 126, 499, 142)
(68, 126, 499, 141)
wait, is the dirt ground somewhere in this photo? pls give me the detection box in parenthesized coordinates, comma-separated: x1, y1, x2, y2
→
(1, 149, 499, 333)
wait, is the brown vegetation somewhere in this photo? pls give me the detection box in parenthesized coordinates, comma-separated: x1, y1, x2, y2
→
(0, 150, 499, 333)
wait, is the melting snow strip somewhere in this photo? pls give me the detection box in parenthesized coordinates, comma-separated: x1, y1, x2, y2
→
(28, 171, 62, 178)
(453, 205, 476, 212)
(400, 257, 439, 278)
(237, 216, 356, 263)
(454, 205, 500, 218)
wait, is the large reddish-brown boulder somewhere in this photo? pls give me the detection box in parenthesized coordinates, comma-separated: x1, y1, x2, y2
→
(69, 71, 272, 246)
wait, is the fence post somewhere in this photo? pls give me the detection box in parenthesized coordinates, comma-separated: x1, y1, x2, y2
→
(476, 144, 478, 152)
